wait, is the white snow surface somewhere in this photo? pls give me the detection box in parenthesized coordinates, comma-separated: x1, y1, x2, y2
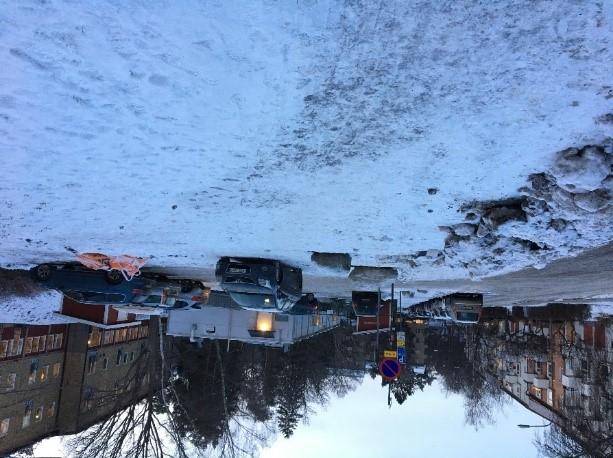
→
(0, 290, 68, 324)
(1, 1, 612, 279)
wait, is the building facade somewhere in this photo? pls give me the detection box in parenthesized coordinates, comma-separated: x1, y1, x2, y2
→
(0, 320, 154, 456)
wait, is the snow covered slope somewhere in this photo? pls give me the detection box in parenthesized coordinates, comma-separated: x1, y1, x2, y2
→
(1, 1, 611, 279)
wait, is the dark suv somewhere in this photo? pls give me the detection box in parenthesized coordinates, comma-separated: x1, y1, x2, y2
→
(215, 257, 302, 312)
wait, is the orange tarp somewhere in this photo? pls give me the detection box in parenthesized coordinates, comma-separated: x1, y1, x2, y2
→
(76, 252, 147, 281)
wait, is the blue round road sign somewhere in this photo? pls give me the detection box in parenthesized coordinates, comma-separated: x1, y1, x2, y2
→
(379, 358, 401, 380)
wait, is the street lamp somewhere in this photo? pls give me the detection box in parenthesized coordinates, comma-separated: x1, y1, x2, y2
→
(517, 422, 551, 428)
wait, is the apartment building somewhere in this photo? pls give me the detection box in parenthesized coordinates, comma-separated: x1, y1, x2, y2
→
(470, 307, 612, 453)
(0, 320, 154, 456)
(0, 324, 66, 454)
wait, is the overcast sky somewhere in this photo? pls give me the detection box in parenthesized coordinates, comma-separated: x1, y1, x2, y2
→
(261, 377, 544, 458)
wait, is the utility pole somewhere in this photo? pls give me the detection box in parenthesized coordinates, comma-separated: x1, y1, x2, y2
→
(391, 283, 395, 331)
(376, 288, 381, 359)
(399, 289, 402, 325)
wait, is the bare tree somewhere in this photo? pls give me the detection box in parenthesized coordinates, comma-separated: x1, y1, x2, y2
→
(67, 323, 193, 458)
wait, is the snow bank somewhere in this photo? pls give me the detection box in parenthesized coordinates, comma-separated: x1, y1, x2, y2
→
(0, 290, 69, 324)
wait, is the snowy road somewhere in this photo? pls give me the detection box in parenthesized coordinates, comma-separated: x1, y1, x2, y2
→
(142, 241, 613, 307)
(1, 1, 612, 280)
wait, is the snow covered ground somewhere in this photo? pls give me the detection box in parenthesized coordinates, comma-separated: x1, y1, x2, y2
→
(1, 1, 612, 280)
(0, 289, 67, 324)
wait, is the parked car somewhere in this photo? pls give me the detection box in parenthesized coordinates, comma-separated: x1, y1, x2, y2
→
(130, 284, 211, 309)
(290, 293, 319, 314)
(31, 263, 154, 305)
(139, 271, 205, 293)
(446, 293, 483, 323)
(215, 257, 302, 312)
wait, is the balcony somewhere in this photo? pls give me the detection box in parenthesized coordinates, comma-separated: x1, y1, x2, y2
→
(533, 377, 550, 389)
(523, 373, 536, 384)
(562, 374, 579, 388)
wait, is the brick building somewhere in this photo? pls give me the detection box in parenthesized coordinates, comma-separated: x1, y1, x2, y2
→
(0, 319, 155, 456)
(0, 324, 66, 454)
(468, 306, 612, 455)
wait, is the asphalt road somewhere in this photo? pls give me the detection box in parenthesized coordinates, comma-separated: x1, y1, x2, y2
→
(410, 242, 613, 307)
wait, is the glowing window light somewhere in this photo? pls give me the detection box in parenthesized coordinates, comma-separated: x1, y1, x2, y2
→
(255, 313, 273, 332)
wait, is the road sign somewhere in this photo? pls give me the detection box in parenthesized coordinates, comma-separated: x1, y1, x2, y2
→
(397, 347, 406, 364)
(379, 358, 401, 380)
(383, 350, 397, 358)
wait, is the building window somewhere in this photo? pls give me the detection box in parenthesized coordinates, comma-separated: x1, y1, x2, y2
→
(103, 330, 114, 345)
(535, 362, 544, 375)
(116, 349, 123, 365)
(600, 364, 610, 380)
(54, 334, 63, 350)
(28, 360, 39, 385)
(15, 338, 24, 356)
(52, 363, 61, 378)
(88, 327, 102, 348)
(22, 401, 32, 428)
(123, 352, 129, 364)
(0, 418, 9, 437)
(82, 387, 94, 412)
(0, 373, 17, 392)
(39, 335, 47, 352)
(48, 402, 56, 417)
(581, 359, 589, 376)
(87, 353, 97, 375)
(32, 336, 40, 353)
(8, 329, 24, 357)
(130, 352, 134, 362)
(39, 365, 49, 383)
(0, 340, 8, 358)
(24, 337, 33, 354)
(34, 406, 43, 422)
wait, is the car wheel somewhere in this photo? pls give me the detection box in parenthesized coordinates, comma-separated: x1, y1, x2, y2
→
(180, 280, 195, 293)
(34, 264, 53, 281)
(105, 270, 123, 285)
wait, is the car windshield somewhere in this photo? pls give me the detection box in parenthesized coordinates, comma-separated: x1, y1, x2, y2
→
(456, 312, 480, 322)
(276, 292, 299, 311)
(229, 292, 276, 308)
